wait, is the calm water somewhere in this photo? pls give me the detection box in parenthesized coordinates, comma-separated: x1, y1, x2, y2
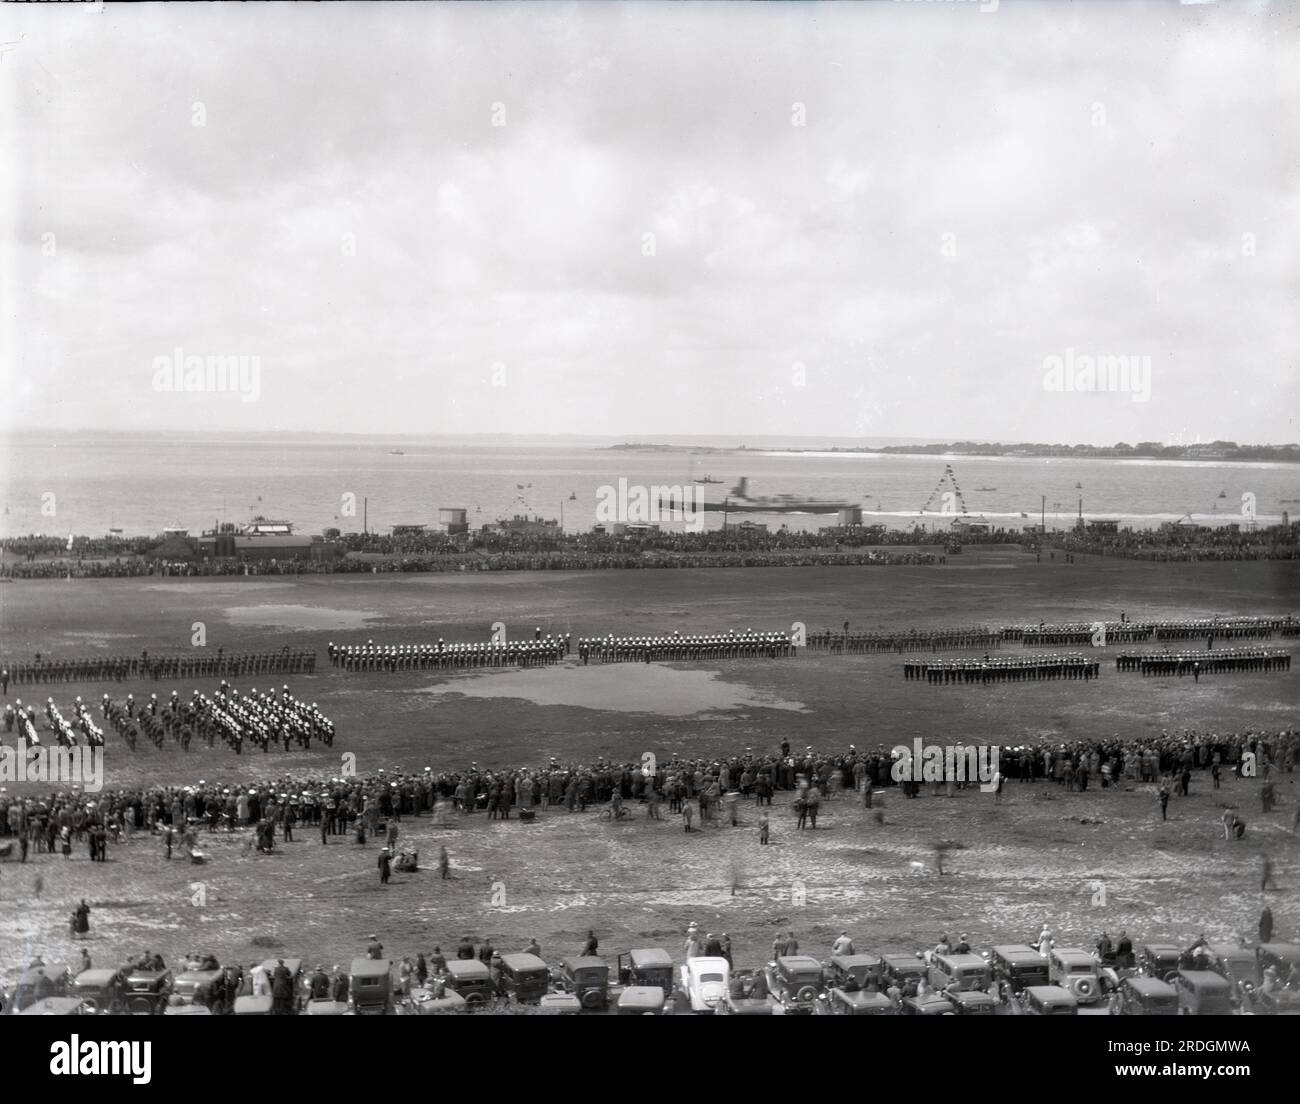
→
(1, 434, 1296, 539)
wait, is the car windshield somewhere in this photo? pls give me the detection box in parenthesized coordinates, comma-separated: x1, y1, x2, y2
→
(700, 973, 724, 984)
(1071, 965, 1093, 973)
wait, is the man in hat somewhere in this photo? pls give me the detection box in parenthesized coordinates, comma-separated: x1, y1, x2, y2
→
(367, 935, 384, 961)
(271, 958, 294, 1015)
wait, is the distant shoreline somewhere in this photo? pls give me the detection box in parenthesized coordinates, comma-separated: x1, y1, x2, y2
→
(607, 442, 1300, 463)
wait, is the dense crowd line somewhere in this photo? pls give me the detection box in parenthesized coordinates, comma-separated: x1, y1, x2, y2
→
(0, 649, 316, 687)
(806, 627, 1004, 653)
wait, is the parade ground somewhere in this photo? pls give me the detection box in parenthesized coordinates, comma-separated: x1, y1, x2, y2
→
(2, 548, 1298, 980)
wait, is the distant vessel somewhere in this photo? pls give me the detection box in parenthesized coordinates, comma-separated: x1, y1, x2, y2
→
(568, 491, 577, 501)
(697, 477, 856, 514)
(693, 474, 724, 484)
(976, 486, 997, 492)
(1218, 490, 1227, 498)
(390, 449, 405, 456)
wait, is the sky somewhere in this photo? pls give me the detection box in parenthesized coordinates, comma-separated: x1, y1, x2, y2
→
(2, 0, 1297, 445)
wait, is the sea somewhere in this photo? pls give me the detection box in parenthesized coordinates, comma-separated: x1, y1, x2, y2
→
(1, 433, 1296, 540)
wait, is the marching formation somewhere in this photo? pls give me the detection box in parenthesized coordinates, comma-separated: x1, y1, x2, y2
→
(1116, 648, 1292, 676)
(0, 649, 316, 687)
(805, 627, 1004, 653)
(578, 631, 796, 663)
(904, 655, 1102, 683)
(329, 638, 568, 672)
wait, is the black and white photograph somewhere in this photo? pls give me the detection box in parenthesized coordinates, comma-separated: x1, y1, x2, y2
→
(1, 0, 1298, 1069)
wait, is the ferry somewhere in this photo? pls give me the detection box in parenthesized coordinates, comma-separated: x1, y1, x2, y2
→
(697, 478, 857, 514)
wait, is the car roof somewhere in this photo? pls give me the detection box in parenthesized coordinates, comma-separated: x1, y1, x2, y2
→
(234, 995, 274, 1012)
(500, 953, 548, 971)
(938, 953, 988, 968)
(1123, 977, 1177, 996)
(74, 969, 121, 985)
(831, 955, 878, 969)
(837, 990, 893, 1007)
(163, 1004, 212, 1015)
(953, 989, 997, 1004)
(1051, 947, 1093, 961)
(349, 958, 391, 977)
(629, 948, 673, 967)
(1207, 944, 1253, 960)
(1142, 943, 1183, 956)
(992, 945, 1040, 957)
(778, 955, 823, 972)
(446, 960, 491, 978)
(303, 1000, 349, 1015)
(619, 986, 666, 1007)
(1258, 943, 1300, 960)
(19, 997, 85, 1015)
(567, 956, 607, 971)
(19, 964, 70, 982)
(1025, 985, 1076, 1004)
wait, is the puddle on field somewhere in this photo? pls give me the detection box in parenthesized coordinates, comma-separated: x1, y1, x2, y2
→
(419, 664, 809, 716)
(223, 604, 377, 631)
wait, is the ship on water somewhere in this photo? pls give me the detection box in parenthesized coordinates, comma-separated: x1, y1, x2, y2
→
(700, 477, 857, 514)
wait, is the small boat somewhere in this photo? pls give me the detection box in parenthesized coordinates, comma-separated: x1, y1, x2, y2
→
(1075, 482, 1083, 489)
(109, 528, 123, 535)
(693, 474, 724, 484)
(390, 449, 405, 456)
(568, 491, 577, 501)
(976, 487, 997, 492)
(1217, 490, 1227, 498)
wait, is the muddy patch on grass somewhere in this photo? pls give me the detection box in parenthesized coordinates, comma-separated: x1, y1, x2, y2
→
(419, 664, 810, 716)
(224, 604, 378, 631)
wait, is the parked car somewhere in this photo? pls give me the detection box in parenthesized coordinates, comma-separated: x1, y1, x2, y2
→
(122, 964, 172, 1015)
(617, 986, 668, 1015)
(18, 997, 90, 1016)
(1115, 976, 1179, 1016)
(878, 953, 927, 993)
(763, 956, 825, 1014)
(557, 956, 610, 1012)
(816, 988, 896, 1016)
(949, 990, 999, 1015)
(1019, 985, 1078, 1015)
(716, 970, 772, 1015)
(443, 960, 497, 1010)
(1048, 948, 1103, 1005)
(4, 963, 72, 1015)
(1197, 943, 1260, 990)
(1173, 970, 1234, 1016)
(929, 952, 991, 993)
(826, 954, 881, 993)
(1255, 944, 1300, 1015)
(681, 956, 730, 1013)
(172, 956, 227, 1010)
(901, 993, 954, 1015)
(537, 992, 583, 1014)
(403, 988, 468, 1015)
(1138, 943, 1183, 982)
(493, 953, 550, 1004)
(348, 958, 394, 1015)
(617, 948, 675, 996)
(162, 1003, 212, 1016)
(70, 968, 127, 1016)
(988, 945, 1049, 997)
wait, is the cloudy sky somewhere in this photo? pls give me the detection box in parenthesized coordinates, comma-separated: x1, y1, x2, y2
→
(2, 1, 1297, 444)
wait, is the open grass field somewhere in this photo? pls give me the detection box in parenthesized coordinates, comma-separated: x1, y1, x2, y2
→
(1, 548, 1298, 989)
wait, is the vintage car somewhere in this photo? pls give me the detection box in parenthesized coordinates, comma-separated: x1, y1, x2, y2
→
(233, 995, 274, 1015)
(494, 953, 550, 1004)
(901, 993, 955, 1016)
(122, 964, 173, 1015)
(815, 988, 896, 1016)
(172, 956, 227, 1010)
(537, 992, 583, 1014)
(617, 986, 668, 1015)
(348, 958, 394, 1015)
(403, 988, 468, 1015)
(1019, 985, 1079, 1016)
(617, 948, 675, 996)
(680, 956, 730, 1014)
(4, 963, 72, 1015)
(929, 952, 991, 993)
(878, 953, 928, 992)
(1137, 943, 1183, 982)
(1198, 943, 1260, 990)
(1173, 970, 1234, 1016)
(70, 968, 128, 1015)
(557, 956, 610, 1012)
(1048, 947, 1103, 1005)
(18, 997, 91, 1016)
(763, 955, 826, 1014)
(444, 960, 498, 1010)
(303, 999, 350, 1016)
(826, 954, 881, 994)
(715, 970, 772, 1015)
(1116, 976, 1179, 1016)
(949, 989, 999, 1015)
(988, 945, 1049, 996)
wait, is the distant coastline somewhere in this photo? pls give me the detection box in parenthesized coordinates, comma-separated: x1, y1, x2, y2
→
(607, 441, 1300, 463)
